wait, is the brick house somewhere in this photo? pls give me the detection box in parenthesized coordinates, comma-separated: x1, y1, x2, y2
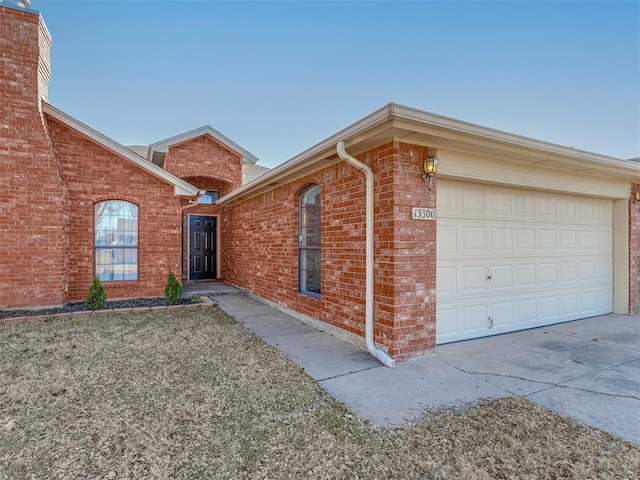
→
(2, 1, 639, 364)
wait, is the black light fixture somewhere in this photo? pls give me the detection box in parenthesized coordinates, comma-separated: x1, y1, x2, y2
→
(422, 151, 439, 191)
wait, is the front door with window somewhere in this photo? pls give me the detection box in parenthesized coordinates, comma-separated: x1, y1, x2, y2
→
(189, 216, 217, 280)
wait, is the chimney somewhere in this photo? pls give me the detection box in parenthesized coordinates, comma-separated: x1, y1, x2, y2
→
(0, 0, 50, 103)
(0, 0, 66, 308)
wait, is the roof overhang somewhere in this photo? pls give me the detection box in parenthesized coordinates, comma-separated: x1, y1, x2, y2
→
(148, 125, 259, 167)
(219, 103, 640, 206)
(42, 103, 199, 197)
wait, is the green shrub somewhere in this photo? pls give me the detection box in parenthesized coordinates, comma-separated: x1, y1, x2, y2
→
(165, 272, 182, 305)
(87, 276, 106, 310)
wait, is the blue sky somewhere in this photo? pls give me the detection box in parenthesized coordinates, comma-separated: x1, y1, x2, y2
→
(38, 0, 639, 167)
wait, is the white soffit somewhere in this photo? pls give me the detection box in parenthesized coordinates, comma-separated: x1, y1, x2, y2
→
(42, 103, 199, 197)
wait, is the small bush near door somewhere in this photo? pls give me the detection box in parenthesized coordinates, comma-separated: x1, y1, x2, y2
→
(87, 276, 106, 310)
(165, 273, 182, 305)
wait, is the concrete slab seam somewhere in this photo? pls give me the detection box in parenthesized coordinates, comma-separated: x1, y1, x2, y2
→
(439, 357, 640, 402)
(544, 384, 640, 402)
(317, 365, 383, 382)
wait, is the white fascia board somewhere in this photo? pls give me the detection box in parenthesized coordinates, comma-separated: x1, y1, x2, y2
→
(42, 103, 198, 197)
(218, 105, 391, 205)
(149, 125, 259, 164)
(219, 102, 639, 205)
(388, 103, 632, 169)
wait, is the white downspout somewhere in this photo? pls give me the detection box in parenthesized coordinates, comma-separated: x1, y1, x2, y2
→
(337, 141, 395, 368)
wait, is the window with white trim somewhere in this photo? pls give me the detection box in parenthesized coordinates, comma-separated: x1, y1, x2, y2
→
(94, 200, 138, 281)
(298, 184, 321, 296)
(198, 190, 219, 204)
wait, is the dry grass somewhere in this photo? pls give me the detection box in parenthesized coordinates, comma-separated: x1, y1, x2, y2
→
(1, 307, 638, 479)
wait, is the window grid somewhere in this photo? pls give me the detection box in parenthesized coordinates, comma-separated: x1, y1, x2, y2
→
(298, 185, 321, 297)
(94, 200, 138, 282)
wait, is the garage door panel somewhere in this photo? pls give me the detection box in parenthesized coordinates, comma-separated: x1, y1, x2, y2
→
(461, 265, 487, 291)
(437, 225, 458, 254)
(463, 304, 488, 332)
(515, 228, 536, 250)
(558, 199, 577, 220)
(580, 292, 596, 315)
(489, 264, 512, 289)
(516, 298, 538, 323)
(595, 230, 613, 251)
(461, 189, 486, 215)
(579, 230, 596, 251)
(487, 190, 513, 215)
(437, 267, 457, 296)
(559, 230, 577, 250)
(559, 262, 579, 282)
(595, 289, 612, 310)
(538, 229, 558, 250)
(515, 263, 537, 287)
(461, 226, 486, 250)
(436, 308, 459, 338)
(489, 227, 512, 250)
(538, 263, 557, 284)
(540, 296, 560, 319)
(437, 180, 613, 344)
(489, 301, 514, 328)
(560, 294, 579, 316)
(579, 261, 595, 281)
(537, 197, 558, 219)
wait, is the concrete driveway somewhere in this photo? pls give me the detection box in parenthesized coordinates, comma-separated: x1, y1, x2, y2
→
(215, 294, 640, 444)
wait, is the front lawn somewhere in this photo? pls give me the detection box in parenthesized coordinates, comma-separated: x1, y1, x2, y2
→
(1, 307, 638, 479)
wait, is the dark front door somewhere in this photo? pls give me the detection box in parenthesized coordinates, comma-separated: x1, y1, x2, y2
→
(189, 216, 217, 280)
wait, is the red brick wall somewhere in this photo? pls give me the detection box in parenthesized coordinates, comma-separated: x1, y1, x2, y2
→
(224, 141, 437, 360)
(45, 116, 183, 302)
(224, 162, 365, 336)
(163, 136, 243, 190)
(0, 6, 65, 308)
(630, 184, 640, 314)
(368, 143, 437, 360)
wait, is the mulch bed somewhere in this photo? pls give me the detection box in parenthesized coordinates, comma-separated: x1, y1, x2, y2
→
(0, 297, 197, 321)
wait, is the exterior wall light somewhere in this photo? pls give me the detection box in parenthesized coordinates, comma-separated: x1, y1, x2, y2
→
(634, 191, 640, 204)
(422, 152, 439, 191)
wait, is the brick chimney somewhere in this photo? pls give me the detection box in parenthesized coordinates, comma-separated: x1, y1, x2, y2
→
(0, 1, 66, 308)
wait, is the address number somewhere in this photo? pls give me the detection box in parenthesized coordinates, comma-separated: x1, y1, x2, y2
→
(411, 207, 436, 220)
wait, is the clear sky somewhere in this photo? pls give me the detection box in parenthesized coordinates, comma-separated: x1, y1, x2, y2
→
(37, 0, 640, 167)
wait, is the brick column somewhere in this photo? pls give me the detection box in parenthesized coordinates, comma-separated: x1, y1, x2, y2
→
(359, 141, 437, 361)
(0, 6, 65, 308)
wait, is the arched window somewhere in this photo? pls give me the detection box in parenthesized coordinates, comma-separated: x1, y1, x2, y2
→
(299, 184, 321, 296)
(94, 200, 138, 281)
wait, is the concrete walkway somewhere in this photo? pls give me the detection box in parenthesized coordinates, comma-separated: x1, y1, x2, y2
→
(214, 294, 640, 444)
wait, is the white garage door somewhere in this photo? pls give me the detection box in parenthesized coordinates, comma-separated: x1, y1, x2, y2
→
(436, 179, 613, 344)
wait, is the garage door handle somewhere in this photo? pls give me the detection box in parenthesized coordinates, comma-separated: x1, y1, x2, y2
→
(486, 273, 493, 281)
(488, 316, 493, 329)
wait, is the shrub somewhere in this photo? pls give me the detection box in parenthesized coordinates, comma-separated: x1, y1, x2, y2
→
(87, 276, 106, 310)
(165, 272, 182, 305)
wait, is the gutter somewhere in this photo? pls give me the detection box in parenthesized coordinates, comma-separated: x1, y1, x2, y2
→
(336, 141, 395, 368)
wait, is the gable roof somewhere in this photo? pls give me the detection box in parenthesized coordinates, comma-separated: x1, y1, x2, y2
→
(148, 125, 258, 168)
(42, 103, 199, 197)
(218, 102, 640, 206)
(126, 145, 148, 158)
(242, 164, 271, 185)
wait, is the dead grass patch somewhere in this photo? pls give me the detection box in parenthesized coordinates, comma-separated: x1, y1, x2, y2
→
(1, 307, 638, 479)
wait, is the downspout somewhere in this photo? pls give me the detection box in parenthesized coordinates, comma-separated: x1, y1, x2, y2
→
(337, 141, 395, 368)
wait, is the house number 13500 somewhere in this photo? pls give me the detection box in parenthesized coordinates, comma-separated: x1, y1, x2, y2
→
(411, 207, 436, 220)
